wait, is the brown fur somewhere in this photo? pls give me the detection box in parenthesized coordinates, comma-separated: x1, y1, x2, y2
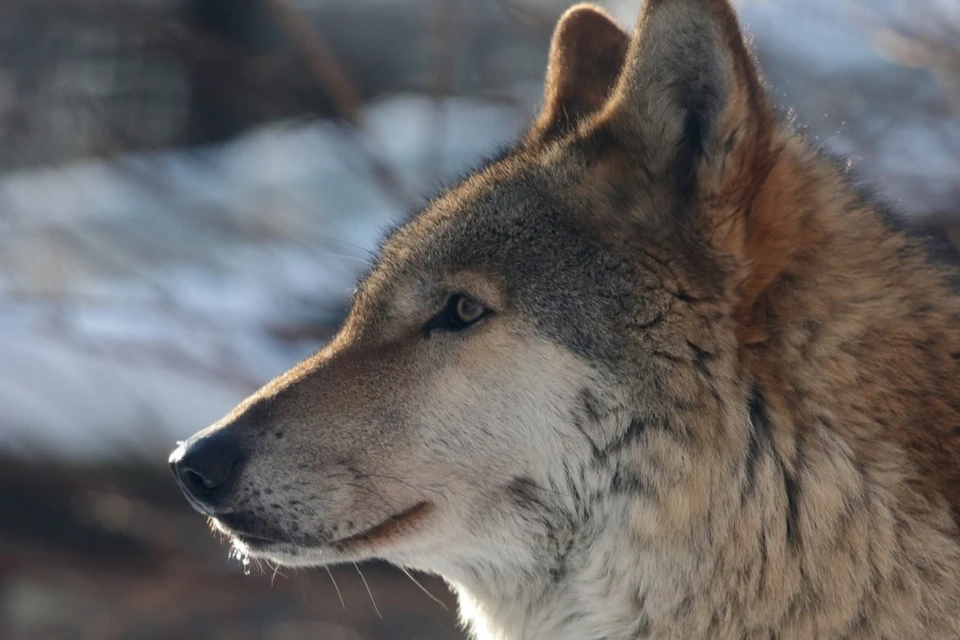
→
(523, 0, 960, 632)
(562, 0, 960, 531)
(171, 1, 960, 637)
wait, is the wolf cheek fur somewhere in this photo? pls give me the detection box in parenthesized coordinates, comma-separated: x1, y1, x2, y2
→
(170, 0, 960, 638)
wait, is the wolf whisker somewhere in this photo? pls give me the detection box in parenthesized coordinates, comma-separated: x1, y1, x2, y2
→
(354, 562, 382, 619)
(325, 566, 346, 609)
(400, 566, 449, 611)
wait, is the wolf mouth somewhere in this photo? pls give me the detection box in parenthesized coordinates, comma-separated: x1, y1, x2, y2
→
(220, 501, 433, 552)
(328, 501, 432, 548)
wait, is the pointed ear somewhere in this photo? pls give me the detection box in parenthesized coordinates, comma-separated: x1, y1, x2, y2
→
(606, 0, 775, 216)
(603, 0, 785, 327)
(526, 4, 630, 145)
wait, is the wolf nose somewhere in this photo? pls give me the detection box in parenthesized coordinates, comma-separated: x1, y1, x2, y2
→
(169, 429, 242, 511)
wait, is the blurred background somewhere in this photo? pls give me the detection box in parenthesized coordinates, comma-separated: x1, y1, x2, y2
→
(0, 0, 958, 638)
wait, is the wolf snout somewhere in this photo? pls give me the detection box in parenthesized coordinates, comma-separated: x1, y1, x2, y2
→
(169, 428, 243, 514)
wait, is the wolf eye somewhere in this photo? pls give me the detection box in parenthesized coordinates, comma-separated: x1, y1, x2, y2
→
(454, 295, 485, 325)
(424, 293, 490, 335)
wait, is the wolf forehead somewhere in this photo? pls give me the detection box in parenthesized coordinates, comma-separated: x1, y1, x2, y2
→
(377, 156, 618, 279)
(351, 153, 675, 354)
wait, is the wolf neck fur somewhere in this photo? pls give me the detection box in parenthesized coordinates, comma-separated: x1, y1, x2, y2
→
(447, 133, 960, 640)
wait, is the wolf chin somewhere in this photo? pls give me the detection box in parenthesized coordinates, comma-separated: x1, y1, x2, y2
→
(169, 0, 960, 638)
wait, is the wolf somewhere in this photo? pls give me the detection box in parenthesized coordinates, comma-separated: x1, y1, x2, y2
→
(169, 0, 960, 637)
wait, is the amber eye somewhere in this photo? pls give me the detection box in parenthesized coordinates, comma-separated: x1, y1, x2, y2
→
(454, 295, 485, 325)
(424, 293, 491, 335)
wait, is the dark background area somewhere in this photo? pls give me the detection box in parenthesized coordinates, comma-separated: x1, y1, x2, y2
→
(0, 1, 958, 638)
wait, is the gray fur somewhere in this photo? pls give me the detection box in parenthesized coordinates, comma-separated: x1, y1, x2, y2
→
(170, 2, 960, 638)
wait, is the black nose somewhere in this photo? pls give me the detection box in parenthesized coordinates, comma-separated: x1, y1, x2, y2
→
(169, 429, 242, 513)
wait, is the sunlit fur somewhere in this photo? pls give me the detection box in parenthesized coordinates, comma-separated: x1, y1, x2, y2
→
(176, 1, 960, 638)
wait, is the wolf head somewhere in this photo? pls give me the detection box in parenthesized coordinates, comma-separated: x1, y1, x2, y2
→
(170, 0, 779, 579)
(170, 0, 891, 632)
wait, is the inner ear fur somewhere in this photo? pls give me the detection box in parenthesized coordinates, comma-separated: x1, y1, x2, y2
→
(526, 4, 630, 145)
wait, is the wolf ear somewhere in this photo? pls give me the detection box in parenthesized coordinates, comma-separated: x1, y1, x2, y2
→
(599, 0, 771, 209)
(526, 5, 630, 144)
(603, 0, 785, 328)
(607, 0, 773, 200)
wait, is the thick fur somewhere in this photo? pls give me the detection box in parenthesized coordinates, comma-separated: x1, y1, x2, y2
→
(171, 1, 960, 638)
